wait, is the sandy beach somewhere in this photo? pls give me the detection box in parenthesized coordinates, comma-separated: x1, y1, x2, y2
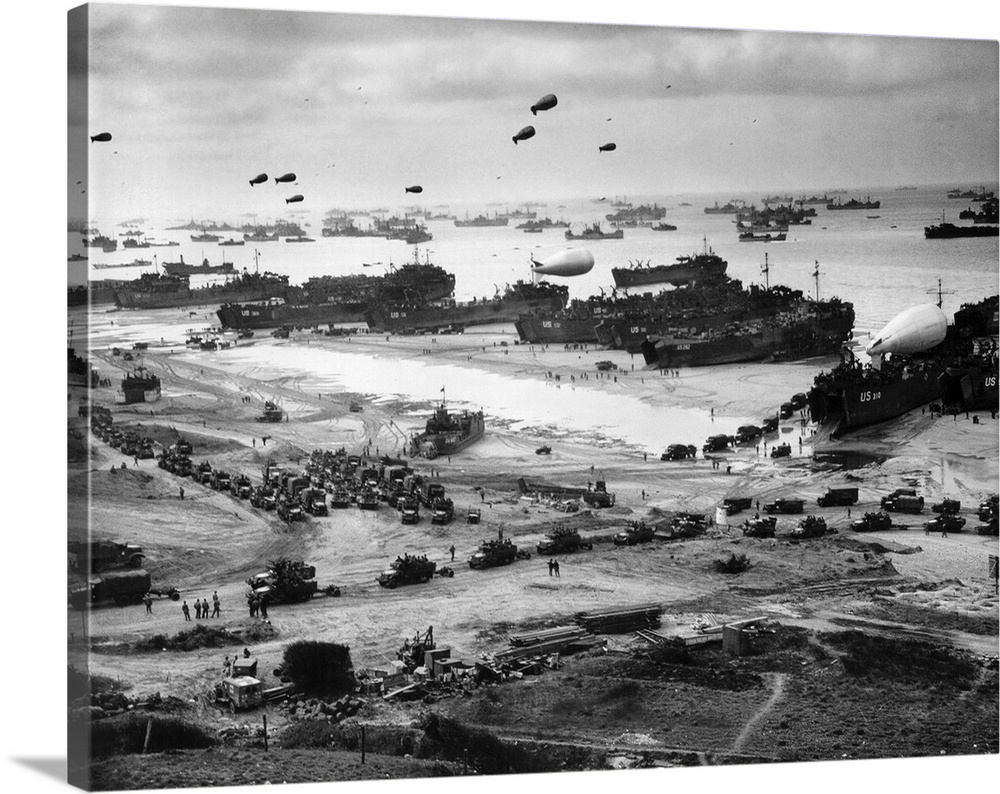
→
(70, 319, 999, 710)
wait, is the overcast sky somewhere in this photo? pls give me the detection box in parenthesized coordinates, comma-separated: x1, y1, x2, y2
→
(68, 2, 998, 222)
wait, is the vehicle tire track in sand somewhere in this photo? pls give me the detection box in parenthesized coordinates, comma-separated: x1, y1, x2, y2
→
(732, 672, 787, 753)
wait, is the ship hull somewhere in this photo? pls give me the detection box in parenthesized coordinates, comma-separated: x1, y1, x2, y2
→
(216, 302, 367, 329)
(365, 295, 565, 333)
(515, 315, 601, 344)
(115, 281, 288, 311)
(642, 310, 855, 369)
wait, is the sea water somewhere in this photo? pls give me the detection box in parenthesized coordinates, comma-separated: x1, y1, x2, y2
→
(73, 185, 998, 448)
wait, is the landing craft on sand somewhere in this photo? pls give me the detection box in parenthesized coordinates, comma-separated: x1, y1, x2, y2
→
(809, 295, 998, 431)
(249, 173, 268, 186)
(512, 125, 536, 145)
(529, 248, 595, 277)
(530, 93, 558, 115)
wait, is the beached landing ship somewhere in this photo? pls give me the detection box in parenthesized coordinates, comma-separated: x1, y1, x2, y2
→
(216, 251, 456, 330)
(115, 367, 161, 405)
(409, 399, 485, 459)
(114, 270, 291, 311)
(639, 296, 855, 369)
(363, 280, 568, 335)
(808, 295, 999, 431)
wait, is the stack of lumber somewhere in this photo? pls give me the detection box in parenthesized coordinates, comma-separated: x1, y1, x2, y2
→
(575, 603, 663, 634)
(494, 625, 598, 663)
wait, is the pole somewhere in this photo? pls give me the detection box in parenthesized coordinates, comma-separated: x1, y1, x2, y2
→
(142, 717, 153, 754)
(263, 714, 268, 751)
(360, 725, 366, 765)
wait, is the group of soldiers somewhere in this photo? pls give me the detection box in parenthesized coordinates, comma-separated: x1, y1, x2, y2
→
(246, 591, 270, 619)
(180, 591, 222, 621)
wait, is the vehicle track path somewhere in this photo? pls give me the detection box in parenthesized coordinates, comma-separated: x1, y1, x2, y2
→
(731, 671, 787, 753)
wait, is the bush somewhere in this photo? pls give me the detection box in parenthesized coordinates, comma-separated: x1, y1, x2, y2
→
(416, 714, 549, 775)
(86, 713, 215, 758)
(282, 641, 355, 697)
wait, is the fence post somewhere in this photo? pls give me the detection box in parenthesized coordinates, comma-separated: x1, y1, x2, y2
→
(360, 725, 366, 765)
(263, 714, 268, 752)
(142, 718, 153, 754)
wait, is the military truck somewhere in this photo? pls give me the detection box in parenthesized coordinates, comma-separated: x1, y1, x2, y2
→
(779, 402, 794, 419)
(931, 498, 961, 514)
(613, 521, 655, 546)
(763, 498, 804, 515)
(537, 527, 593, 555)
(882, 493, 924, 514)
(723, 496, 753, 515)
(276, 497, 305, 523)
(419, 483, 446, 509)
(468, 539, 531, 568)
(661, 443, 697, 461)
(925, 514, 966, 533)
(357, 486, 380, 511)
(247, 560, 318, 604)
(69, 569, 179, 608)
(467, 506, 482, 524)
(195, 461, 214, 484)
(330, 486, 351, 508)
(791, 515, 833, 539)
(817, 487, 859, 507)
(231, 474, 253, 500)
(582, 480, 616, 508)
(174, 438, 193, 456)
(431, 497, 455, 524)
(250, 486, 277, 510)
(978, 495, 998, 522)
(214, 676, 263, 714)
(702, 434, 733, 453)
(770, 443, 792, 458)
(742, 515, 777, 538)
(760, 416, 779, 433)
(789, 393, 808, 410)
(735, 425, 762, 445)
(852, 511, 893, 532)
(68, 540, 145, 573)
(377, 554, 439, 588)
(209, 470, 232, 492)
(975, 517, 999, 536)
(400, 496, 420, 524)
(299, 487, 328, 516)
(259, 400, 284, 422)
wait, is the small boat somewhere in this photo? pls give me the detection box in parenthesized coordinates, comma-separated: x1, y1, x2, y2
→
(219, 238, 245, 246)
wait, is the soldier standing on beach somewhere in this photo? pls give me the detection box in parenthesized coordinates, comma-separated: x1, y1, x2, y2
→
(182, 601, 191, 621)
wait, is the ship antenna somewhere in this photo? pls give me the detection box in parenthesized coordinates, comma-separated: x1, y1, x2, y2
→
(761, 252, 770, 290)
(812, 260, 820, 302)
(254, 248, 260, 274)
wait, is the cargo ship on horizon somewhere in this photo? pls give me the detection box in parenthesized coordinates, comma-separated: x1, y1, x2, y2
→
(611, 246, 728, 289)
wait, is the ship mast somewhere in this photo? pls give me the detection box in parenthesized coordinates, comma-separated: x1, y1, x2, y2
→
(761, 252, 770, 290)
(926, 278, 954, 309)
(812, 260, 820, 302)
(254, 248, 260, 274)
